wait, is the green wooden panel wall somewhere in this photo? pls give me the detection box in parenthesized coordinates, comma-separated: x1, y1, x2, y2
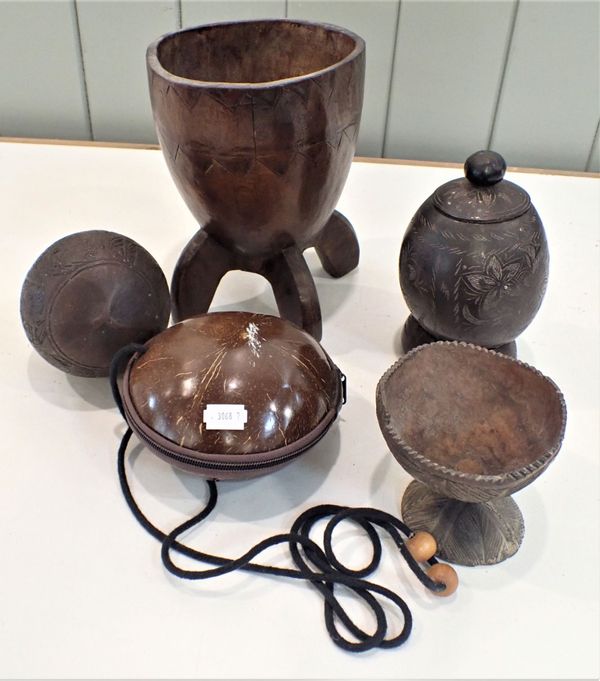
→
(490, 1, 600, 171)
(77, 1, 178, 143)
(0, 1, 89, 140)
(588, 121, 600, 173)
(384, 0, 515, 163)
(0, 0, 598, 171)
(182, 0, 286, 24)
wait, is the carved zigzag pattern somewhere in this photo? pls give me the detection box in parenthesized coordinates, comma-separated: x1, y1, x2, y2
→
(161, 74, 359, 178)
(165, 77, 336, 114)
(175, 120, 359, 178)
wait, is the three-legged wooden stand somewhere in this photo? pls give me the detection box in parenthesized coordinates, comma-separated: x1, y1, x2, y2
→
(172, 210, 359, 340)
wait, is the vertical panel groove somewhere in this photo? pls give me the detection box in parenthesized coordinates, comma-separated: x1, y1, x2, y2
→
(285, 0, 289, 18)
(585, 118, 600, 172)
(491, 2, 598, 169)
(487, 0, 519, 150)
(381, 0, 402, 157)
(72, 0, 93, 140)
(384, 2, 515, 163)
(177, 0, 183, 28)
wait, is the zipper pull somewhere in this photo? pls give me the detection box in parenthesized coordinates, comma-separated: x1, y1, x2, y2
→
(340, 373, 347, 405)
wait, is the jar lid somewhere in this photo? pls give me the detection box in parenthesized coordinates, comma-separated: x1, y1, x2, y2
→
(433, 151, 531, 223)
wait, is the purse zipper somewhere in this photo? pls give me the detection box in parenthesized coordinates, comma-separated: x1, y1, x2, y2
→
(124, 400, 336, 472)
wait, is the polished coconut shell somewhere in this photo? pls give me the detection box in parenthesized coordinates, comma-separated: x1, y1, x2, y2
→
(121, 312, 344, 479)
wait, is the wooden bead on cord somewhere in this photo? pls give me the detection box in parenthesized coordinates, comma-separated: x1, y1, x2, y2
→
(427, 563, 459, 597)
(405, 530, 437, 562)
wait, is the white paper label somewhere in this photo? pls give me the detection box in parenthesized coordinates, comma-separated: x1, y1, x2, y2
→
(203, 404, 248, 430)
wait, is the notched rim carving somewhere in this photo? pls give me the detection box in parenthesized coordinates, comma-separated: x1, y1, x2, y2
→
(376, 341, 567, 487)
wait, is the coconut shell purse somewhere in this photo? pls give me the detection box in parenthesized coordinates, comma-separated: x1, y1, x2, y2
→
(109, 310, 458, 654)
(116, 311, 345, 479)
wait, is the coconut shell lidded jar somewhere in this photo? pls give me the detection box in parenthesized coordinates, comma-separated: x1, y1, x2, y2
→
(399, 151, 549, 356)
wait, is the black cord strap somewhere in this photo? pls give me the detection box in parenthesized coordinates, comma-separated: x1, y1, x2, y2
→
(111, 346, 446, 653)
(109, 343, 147, 420)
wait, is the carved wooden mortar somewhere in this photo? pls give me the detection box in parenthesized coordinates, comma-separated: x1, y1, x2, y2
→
(147, 20, 365, 339)
(376, 342, 566, 566)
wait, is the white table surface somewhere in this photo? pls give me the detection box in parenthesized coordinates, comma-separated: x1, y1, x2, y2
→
(1, 141, 598, 680)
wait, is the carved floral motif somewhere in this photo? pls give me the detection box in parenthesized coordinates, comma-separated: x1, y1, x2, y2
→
(400, 200, 548, 345)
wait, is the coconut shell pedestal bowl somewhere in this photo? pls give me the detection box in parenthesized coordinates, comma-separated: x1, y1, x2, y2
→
(376, 342, 566, 566)
(147, 20, 365, 340)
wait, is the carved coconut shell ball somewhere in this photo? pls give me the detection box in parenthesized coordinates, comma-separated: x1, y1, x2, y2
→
(399, 151, 549, 349)
(120, 312, 344, 480)
(21, 230, 171, 377)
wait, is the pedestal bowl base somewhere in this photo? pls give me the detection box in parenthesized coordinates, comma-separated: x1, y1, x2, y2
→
(172, 210, 359, 341)
(401, 481, 525, 566)
(400, 315, 517, 358)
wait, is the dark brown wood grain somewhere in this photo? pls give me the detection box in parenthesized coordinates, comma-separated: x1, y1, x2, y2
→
(147, 20, 365, 339)
(314, 211, 360, 278)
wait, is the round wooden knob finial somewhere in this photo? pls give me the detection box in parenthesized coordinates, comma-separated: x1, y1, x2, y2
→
(406, 531, 437, 562)
(464, 150, 506, 186)
(427, 563, 459, 597)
